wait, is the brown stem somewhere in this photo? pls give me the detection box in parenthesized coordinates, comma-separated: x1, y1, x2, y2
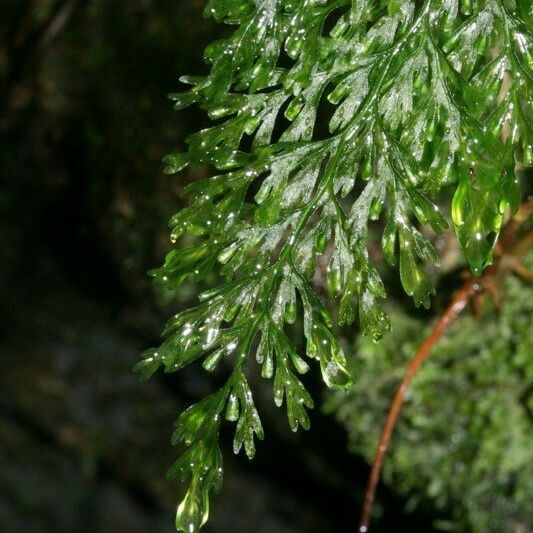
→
(358, 199, 532, 532)
(358, 277, 479, 532)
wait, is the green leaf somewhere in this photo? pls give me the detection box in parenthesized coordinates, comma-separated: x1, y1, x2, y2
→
(452, 140, 518, 275)
(231, 373, 264, 458)
(139, 1, 532, 529)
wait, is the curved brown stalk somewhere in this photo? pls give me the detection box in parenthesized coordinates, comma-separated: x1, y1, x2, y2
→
(358, 199, 533, 533)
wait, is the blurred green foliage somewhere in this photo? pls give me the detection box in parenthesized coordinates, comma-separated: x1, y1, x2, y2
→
(327, 254, 533, 532)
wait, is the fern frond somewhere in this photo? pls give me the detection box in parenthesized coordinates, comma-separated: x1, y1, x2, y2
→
(137, 1, 532, 530)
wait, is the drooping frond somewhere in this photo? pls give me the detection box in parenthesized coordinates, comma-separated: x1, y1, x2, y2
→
(137, 1, 532, 530)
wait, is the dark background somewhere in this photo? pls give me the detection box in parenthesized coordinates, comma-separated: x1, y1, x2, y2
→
(0, 2, 441, 531)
